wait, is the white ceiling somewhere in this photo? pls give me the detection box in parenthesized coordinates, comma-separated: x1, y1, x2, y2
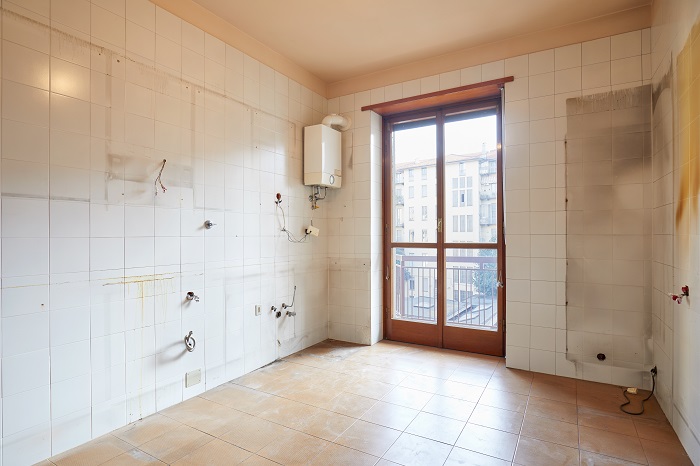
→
(193, 0, 650, 84)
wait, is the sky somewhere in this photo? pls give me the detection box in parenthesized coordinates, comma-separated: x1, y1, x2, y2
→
(393, 115, 497, 164)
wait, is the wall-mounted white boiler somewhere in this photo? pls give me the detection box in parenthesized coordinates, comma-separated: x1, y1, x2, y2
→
(303, 114, 351, 188)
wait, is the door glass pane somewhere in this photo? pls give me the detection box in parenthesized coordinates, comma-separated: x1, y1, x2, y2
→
(445, 248, 498, 330)
(444, 110, 498, 243)
(392, 118, 436, 243)
(392, 247, 437, 323)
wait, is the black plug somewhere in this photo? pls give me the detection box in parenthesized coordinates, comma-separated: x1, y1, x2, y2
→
(651, 366, 657, 376)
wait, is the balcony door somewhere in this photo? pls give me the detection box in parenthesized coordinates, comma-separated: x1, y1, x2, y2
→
(383, 98, 505, 356)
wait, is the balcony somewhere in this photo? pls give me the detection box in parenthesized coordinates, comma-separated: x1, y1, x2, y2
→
(480, 190, 496, 200)
(480, 216, 495, 225)
(393, 254, 498, 329)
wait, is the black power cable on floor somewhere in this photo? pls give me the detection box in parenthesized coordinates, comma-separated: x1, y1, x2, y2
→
(620, 366, 657, 415)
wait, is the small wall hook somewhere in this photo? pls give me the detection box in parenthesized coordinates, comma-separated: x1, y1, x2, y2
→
(186, 291, 200, 302)
(271, 305, 281, 318)
(204, 220, 216, 229)
(184, 331, 196, 352)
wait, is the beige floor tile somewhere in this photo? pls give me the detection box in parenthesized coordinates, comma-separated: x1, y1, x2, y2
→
(634, 419, 682, 444)
(200, 384, 275, 414)
(455, 423, 518, 461)
(449, 369, 493, 387)
(513, 436, 579, 466)
(113, 414, 182, 447)
(219, 416, 292, 452)
(382, 385, 433, 410)
(239, 455, 280, 465)
(296, 409, 356, 441)
(479, 388, 529, 413)
(346, 377, 395, 400)
(139, 425, 215, 464)
(526, 396, 578, 424)
(487, 373, 533, 395)
(360, 401, 419, 431)
(185, 405, 250, 437)
(399, 374, 446, 393)
(578, 407, 637, 437)
(171, 438, 251, 465)
(641, 438, 692, 466)
(257, 429, 330, 465)
(51, 435, 134, 466)
(33, 341, 689, 466)
(530, 380, 577, 404)
(444, 447, 510, 466)
(405, 411, 465, 445)
(435, 380, 484, 402)
(469, 404, 524, 434)
(257, 396, 321, 429)
(579, 425, 647, 464)
(521, 413, 579, 448)
(335, 419, 402, 457)
(100, 449, 165, 465)
(422, 394, 475, 421)
(382, 432, 452, 466)
(161, 396, 225, 426)
(579, 450, 647, 465)
(308, 443, 379, 466)
(318, 391, 378, 418)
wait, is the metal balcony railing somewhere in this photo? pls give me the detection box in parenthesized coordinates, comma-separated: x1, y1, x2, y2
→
(393, 254, 498, 330)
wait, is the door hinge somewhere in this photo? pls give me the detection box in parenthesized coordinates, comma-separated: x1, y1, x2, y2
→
(385, 266, 390, 281)
(502, 319, 506, 332)
(437, 218, 442, 233)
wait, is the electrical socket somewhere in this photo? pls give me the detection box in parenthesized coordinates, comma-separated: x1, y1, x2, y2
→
(306, 225, 319, 236)
(185, 369, 201, 387)
(255, 305, 261, 316)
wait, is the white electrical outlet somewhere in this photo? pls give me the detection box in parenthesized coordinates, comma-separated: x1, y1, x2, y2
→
(255, 304, 261, 316)
(306, 225, 320, 236)
(185, 369, 201, 387)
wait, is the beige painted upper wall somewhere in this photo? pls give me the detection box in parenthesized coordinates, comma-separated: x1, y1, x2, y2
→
(150, 0, 651, 99)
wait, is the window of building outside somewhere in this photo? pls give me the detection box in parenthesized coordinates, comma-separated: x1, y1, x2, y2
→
(422, 206, 428, 220)
(452, 215, 458, 232)
(421, 185, 427, 197)
(409, 207, 414, 221)
(467, 189, 473, 206)
(467, 215, 473, 232)
(467, 176, 473, 188)
(408, 169, 414, 180)
(409, 230, 415, 241)
(421, 167, 427, 180)
(421, 229, 427, 241)
(409, 186, 414, 198)
(459, 215, 465, 232)
(396, 229, 403, 241)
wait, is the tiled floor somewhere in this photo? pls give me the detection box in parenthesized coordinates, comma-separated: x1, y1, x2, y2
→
(43, 340, 691, 465)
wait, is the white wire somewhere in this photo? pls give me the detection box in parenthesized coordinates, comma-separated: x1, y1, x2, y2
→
(276, 202, 308, 243)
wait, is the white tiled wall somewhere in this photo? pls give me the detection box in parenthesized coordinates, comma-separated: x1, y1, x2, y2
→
(329, 29, 653, 380)
(650, 0, 700, 463)
(325, 93, 383, 345)
(0, 1, 329, 464)
(502, 31, 651, 378)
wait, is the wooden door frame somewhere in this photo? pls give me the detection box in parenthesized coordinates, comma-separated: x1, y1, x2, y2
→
(382, 95, 506, 357)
